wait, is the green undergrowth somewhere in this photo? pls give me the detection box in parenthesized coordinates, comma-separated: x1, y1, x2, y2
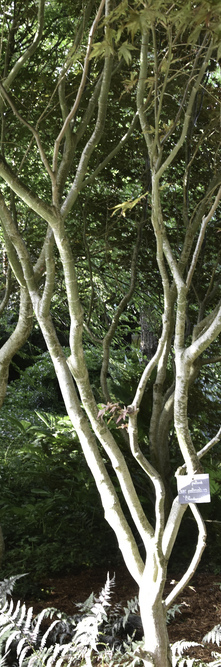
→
(0, 404, 119, 583)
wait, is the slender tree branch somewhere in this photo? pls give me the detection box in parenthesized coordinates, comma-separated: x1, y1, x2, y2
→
(186, 184, 221, 291)
(61, 49, 113, 219)
(156, 39, 214, 181)
(192, 300, 221, 342)
(0, 191, 26, 286)
(0, 0, 45, 111)
(164, 504, 206, 610)
(80, 113, 138, 191)
(131, 317, 171, 409)
(160, 36, 208, 148)
(57, 75, 104, 199)
(82, 205, 95, 326)
(0, 83, 55, 183)
(136, 32, 153, 157)
(186, 303, 221, 364)
(83, 321, 103, 345)
(39, 231, 55, 318)
(128, 410, 164, 548)
(152, 25, 159, 150)
(100, 219, 143, 402)
(162, 497, 187, 561)
(0, 285, 33, 408)
(200, 354, 221, 365)
(177, 427, 221, 474)
(0, 157, 57, 227)
(53, 0, 105, 175)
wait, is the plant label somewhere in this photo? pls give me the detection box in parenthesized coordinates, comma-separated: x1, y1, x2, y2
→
(177, 474, 211, 504)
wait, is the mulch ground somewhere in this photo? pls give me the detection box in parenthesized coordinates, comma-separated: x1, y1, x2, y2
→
(21, 566, 221, 665)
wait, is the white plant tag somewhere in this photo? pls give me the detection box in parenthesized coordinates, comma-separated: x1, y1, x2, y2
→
(177, 473, 211, 504)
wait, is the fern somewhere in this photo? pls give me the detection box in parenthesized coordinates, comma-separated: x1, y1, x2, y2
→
(0, 575, 27, 604)
(203, 624, 221, 647)
(171, 640, 203, 667)
(0, 572, 131, 667)
(1, 573, 216, 667)
(166, 603, 184, 624)
(66, 573, 116, 659)
(0, 595, 61, 667)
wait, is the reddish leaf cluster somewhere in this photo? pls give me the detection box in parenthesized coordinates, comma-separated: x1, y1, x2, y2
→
(97, 402, 129, 428)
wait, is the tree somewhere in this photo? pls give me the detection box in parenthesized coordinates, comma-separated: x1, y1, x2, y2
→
(1, 1, 221, 665)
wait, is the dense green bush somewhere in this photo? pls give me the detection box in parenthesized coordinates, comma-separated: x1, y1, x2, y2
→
(0, 406, 118, 582)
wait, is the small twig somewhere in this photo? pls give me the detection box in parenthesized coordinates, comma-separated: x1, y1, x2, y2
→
(0, 83, 55, 184)
(53, 0, 105, 175)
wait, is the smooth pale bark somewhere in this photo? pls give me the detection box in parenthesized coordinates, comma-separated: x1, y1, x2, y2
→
(34, 312, 145, 586)
(139, 552, 172, 667)
(0, 286, 33, 408)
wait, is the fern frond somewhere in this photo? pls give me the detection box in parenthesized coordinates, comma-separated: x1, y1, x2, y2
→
(5, 628, 21, 652)
(0, 650, 9, 666)
(32, 608, 48, 643)
(23, 605, 34, 633)
(18, 643, 33, 667)
(166, 603, 184, 624)
(203, 624, 221, 646)
(75, 591, 94, 613)
(171, 639, 203, 666)
(16, 636, 27, 656)
(94, 572, 115, 609)
(210, 652, 221, 666)
(122, 597, 139, 629)
(0, 575, 27, 603)
(12, 600, 22, 622)
(0, 590, 62, 667)
(39, 620, 59, 649)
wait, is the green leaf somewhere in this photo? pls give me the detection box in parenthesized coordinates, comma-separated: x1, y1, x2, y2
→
(6, 417, 32, 432)
(125, 11, 142, 40)
(111, 190, 149, 217)
(90, 37, 115, 60)
(117, 41, 137, 65)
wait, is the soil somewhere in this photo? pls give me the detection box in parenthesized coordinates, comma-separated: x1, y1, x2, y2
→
(22, 566, 221, 665)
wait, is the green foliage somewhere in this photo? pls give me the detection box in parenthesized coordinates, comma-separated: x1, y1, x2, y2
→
(4, 352, 62, 412)
(0, 401, 118, 579)
(90, 0, 221, 70)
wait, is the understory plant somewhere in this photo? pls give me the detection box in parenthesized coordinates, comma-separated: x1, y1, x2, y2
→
(0, 574, 143, 667)
(0, 409, 118, 581)
(0, 574, 220, 667)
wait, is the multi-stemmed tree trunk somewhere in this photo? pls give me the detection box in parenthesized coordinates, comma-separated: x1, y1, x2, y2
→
(1, 2, 221, 665)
